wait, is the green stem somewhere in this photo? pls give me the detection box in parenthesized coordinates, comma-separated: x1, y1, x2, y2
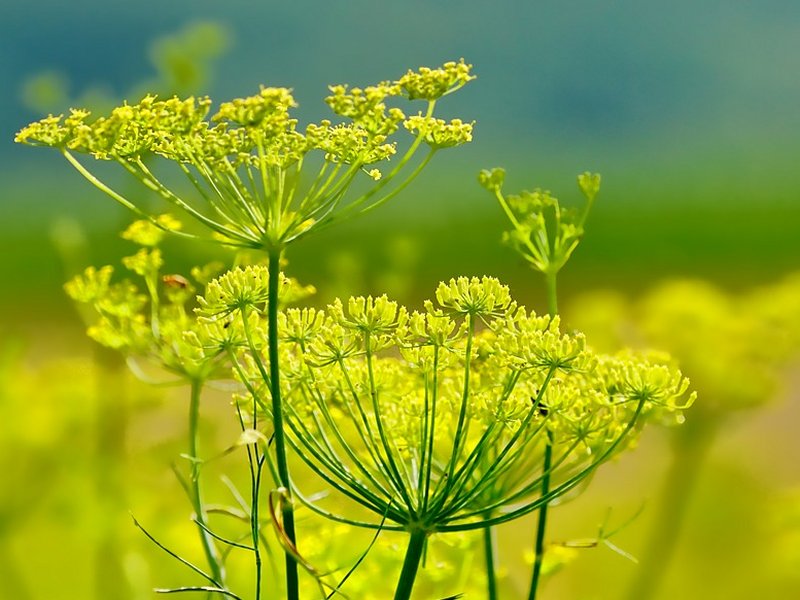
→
(358, 148, 437, 216)
(528, 268, 558, 600)
(393, 529, 427, 600)
(527, 431, 554, 600)
(623, 418, 717, 600)
(493, 189, 544, 266)
(483, 514, 499, 600)
(252, 455, 265, 600)
(267, 250, 300, 600)
(188, 379, 225, 586)
(448, 313, 476, 482)
(545, 270, 558, 316)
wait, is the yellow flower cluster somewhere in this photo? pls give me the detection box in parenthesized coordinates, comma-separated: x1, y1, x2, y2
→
(213, 275, 694, 531)
(403, 115, 474, 149)
(480, 168, 601, 277)
(397, 59, 475, 100)
(16, 61, 475, 251)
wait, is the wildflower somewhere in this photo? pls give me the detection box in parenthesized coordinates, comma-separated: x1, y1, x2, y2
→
(404, 115, 474, 149)
(434, 276, 514, 319)
(481, 169, 601, 281)
(16, 62, 475, 252)
(398, 59, 475, 101)
(230, 278, 695, 536)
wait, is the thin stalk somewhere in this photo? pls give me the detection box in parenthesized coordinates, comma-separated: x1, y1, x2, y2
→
(62, 150, 163, 225)
(267, 250, 300, 600)
(252, 454, 266, 599)
(447, 370, 556, 516)
(545, 270, 558, 316)
(421, 346, 440, 513)
(365, 335, 417, 513)
(231, 385, 270, 599)
(188, 379, 226, 586)
(302, 161, 342, 212)
(393, 529, 428, 600)
(335, 358, 407, 498)
(493, 188, 544, 265)
(448, 313, 477, 482)
(359, 148, 437, 216)
(526, 269, 558, 600)
(320, 101, 438, 229)
(299, 379, 394, 497)
(483, 512, 499, 600)
(442, 395, 648, 531)
(527, 431, 554, 600)
(623, 418, 717, 600)
(190, 156, 258, 233)
(284, 159, 302, 210)
(282, 401, 396, 513)
(130, 157, 254, 243)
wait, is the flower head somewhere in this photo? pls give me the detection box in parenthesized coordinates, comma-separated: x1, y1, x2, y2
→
(404, 116, 474, 149)
(255, 278, 694, 533)
(16, 63, 475, 251)
(398, 59, 475, 101)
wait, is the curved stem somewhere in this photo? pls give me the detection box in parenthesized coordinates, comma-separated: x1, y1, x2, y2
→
(365, 335, 416, 513)
(359, 148, 437, 216)
(448, 313, 476, 481)
(188, 379, 225, 586)
(494, 188, 544, 265)
(527, 431, 554, 600)
(319, 101, 438, 230)
(267, 250, 300, 600)
(483, 513, 499, 600)
(252, 454, 265, 599)
(393, 529, 427, 600)
(129, 157, 255, 244)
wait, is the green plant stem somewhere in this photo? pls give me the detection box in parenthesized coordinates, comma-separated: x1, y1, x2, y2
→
(252, 455, 265, 600)
(527, 431, 554, 600)
(623, 416, 717, 600)
(393, 529, 427, 600)
(482, 513, 499, 600)
(267, 250, 300, 600)
(527, 270, 558, 600)
(545, 270, 558, 316)
(188, 378, 225, 586)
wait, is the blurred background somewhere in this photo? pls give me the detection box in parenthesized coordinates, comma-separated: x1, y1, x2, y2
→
(1, 1, 799, 598)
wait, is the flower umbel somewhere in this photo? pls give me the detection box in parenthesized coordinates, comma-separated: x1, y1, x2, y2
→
(480, 168, 601, 277)
(224, 277, 693, 535)
(16, 62, 475, 252)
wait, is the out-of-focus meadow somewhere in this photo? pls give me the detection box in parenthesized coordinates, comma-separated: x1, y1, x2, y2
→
(2, 2, 799, 598)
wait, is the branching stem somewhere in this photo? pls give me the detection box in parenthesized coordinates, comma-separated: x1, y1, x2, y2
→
(393, 529, 427, 600)
(483, 513, 499, 600)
